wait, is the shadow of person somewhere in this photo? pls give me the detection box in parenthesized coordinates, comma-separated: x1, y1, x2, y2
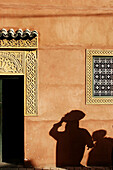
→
(87, 129, 113, 167)
(49, 110, 93, 168)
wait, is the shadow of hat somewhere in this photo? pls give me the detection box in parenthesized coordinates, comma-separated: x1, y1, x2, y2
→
(62, 110, 85, 122)
(92, 129, 107, 141)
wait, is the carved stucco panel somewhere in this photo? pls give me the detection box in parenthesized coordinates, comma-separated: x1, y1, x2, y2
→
(25, 51, 38, 115)
(0, 51, 24, 73)
(0, 50, 38, 116)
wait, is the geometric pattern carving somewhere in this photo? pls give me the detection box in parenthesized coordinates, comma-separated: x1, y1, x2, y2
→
(0, 33, 38, 115)
(86, 49, 113, 104)
(25, 51, 38, 115)
(93, 57, 113, 96)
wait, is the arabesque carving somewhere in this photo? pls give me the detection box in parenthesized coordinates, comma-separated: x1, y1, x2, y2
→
(0, 37, 38, 48)
(0, 51, 24, 73)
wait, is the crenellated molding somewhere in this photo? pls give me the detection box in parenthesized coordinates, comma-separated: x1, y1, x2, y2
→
(0, 29, 38, 39)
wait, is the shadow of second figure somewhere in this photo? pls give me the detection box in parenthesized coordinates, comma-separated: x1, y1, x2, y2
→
(49, 110, 93, 168)
(87, 130, 113, 167)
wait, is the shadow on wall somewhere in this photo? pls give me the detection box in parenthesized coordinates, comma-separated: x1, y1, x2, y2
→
(87, 129, 113, 167)
(49, 110, 94, 168)
(49, 110, 113, 168)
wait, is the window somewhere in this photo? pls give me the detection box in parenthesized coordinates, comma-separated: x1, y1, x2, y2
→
(86, 49, 113, 104)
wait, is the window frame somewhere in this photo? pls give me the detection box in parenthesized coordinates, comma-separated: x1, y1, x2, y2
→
(86, 49, 113, 104)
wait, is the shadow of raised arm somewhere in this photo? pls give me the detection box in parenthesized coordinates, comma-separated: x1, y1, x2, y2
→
(49, 120, 63, 140)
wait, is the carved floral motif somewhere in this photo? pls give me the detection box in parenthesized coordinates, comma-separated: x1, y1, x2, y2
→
(0, 52, 24, 73)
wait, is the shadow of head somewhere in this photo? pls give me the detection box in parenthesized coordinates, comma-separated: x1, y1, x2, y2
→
(62, 110, 85, 122)
(61, 110, 86, 131)
(92, 130, 107, 142)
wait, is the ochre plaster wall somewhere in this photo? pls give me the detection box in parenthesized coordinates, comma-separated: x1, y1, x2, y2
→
(1, 0, 113, 168)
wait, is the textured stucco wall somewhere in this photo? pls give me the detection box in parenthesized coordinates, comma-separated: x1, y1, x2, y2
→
(1, 0, 113, 168)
